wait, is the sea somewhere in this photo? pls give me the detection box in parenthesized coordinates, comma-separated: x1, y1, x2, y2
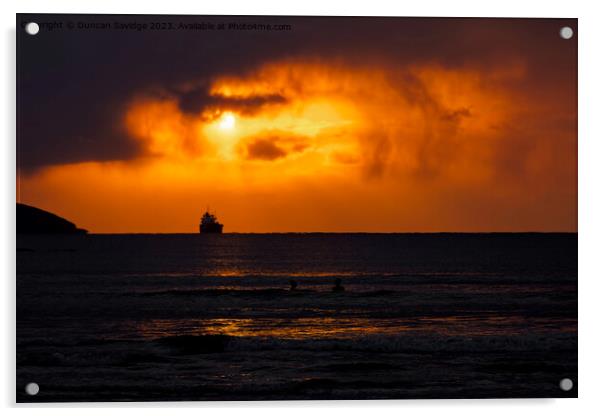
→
(16, 233, 577, 402)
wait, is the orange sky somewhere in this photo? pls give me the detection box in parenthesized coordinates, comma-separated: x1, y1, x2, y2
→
(18, 54, 577, 233)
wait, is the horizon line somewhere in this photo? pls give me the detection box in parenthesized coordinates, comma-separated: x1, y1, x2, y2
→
(81, 231, 578, 235)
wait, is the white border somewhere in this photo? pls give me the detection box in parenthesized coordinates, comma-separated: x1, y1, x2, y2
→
(3, 0, 601, 414)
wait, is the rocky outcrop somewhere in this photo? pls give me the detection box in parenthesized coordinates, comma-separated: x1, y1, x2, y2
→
(17, 203, 88, 234)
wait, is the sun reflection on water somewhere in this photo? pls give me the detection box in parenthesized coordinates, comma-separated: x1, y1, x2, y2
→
(132, 315, 576, 340)
(135, 317, 410, 340)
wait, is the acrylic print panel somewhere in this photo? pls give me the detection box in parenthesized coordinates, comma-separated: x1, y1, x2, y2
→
(16, 14, 577, 402)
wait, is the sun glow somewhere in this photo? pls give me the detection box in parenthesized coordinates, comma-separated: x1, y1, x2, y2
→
(23, 59, 577, 233)
(218, 112, 236, 130)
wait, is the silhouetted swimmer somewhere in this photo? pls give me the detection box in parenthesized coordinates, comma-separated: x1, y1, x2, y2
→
(289, 279, 298, 291)
(332, 278, 345, 292)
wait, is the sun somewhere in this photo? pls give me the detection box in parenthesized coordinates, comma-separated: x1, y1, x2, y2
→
(218, 112, 236, 130)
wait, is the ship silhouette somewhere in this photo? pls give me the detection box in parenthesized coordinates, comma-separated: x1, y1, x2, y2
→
(199, 211, 224, 234)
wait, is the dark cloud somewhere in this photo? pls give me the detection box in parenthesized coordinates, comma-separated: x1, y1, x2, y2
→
(441, 108, 472, 123)
(241, 131, 310, 161)
(17, 14, 576, 171)
(245, 138, 287, 161)
(178, 87, 287, 117)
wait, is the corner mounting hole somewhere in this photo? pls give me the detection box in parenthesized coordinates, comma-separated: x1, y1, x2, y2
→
(559, 378, 573, 391)
(25, 22, 40, 35)
(560, 26, 573, 39)
(25, 382, 39, 396)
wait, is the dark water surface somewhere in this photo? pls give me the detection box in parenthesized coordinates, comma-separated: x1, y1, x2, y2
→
(16, 233, 577, 401)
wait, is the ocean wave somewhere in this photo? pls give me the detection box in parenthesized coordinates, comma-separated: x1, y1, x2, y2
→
(16, 332, 576, 373)
(237, 334, 575, 353)
(22, 331, 575, 356)
(149, 332, 576, 354)
(137, 288, 292, 297)
(134, 288, 403, 298)
(131, 285, 574, 299)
